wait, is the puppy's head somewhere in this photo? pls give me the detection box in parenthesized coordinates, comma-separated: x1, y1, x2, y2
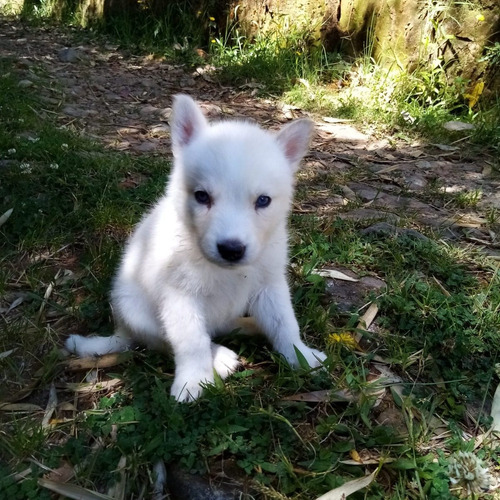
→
(170, 94, 313, 267)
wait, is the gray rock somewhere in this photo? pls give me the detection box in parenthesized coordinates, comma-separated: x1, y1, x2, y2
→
(166, 465, 252, 500)
(403, 173, 428, 191)
(361, 222, 429, 241)
(338, 208, 400, 224)
(347, 182, 380, 201)
(58, 47, 81, 63)
(324, 271, 386, 313)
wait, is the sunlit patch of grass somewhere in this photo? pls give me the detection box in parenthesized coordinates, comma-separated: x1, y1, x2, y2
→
(209, 15, 337, 91)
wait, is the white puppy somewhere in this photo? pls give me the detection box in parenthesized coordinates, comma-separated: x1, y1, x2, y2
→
(66, 95, 326, 402)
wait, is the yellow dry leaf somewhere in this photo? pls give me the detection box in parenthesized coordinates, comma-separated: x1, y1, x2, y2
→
(350, 449, 363, 463)
(464, 81, 484, 109)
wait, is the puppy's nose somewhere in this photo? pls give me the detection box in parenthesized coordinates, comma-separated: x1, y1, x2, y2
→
(217, 240, 246, 262)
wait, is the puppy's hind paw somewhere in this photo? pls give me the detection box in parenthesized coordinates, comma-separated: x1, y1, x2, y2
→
(212, 344, 240, 379)
(64, 334, 84, 356)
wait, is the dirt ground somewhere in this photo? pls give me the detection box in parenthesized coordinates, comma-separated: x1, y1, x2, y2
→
(1, 17, 500, 254)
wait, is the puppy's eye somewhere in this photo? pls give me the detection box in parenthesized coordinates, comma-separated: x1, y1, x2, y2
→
(255, 195, 271, 209)
(194, 190, 211, 205)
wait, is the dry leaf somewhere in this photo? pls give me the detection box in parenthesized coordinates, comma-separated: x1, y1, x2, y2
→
(107, 456, 127, 500)
(64, 378, 122, 393)
(322, 116, 353, 123)
(357, 303, 379, 330)
(0, 403, 43, 412)
(282, 389, 355, 403)
(341, 458, 395, 465)
(7, 296, 24, 313)
(0, 348, 16, 359)
(38, 478, 114, 500)
(376, 164, 402, 174)
(430, 143, 458, 151)
(152, 460, 167, 500)
(313, 269, 359, 282)
(408, 149, 424, 158)
(0, 208, 13, 228)
(372, 363, 403, 384)
(42, 383, 58, 429)
(315, 470, 377, 499)
(63, 352, 132, 371)
(491, 382, 500, 433)
(415, 160, 432, 169)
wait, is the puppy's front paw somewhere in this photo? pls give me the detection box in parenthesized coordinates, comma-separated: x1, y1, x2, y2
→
(301, 347, 327, 368)
(170, 367, 214, 402)
(284, 343, 327, 369)
(212, 344, 240, 379)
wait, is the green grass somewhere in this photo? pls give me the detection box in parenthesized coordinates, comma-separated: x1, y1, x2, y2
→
(1, 54, 500, 499)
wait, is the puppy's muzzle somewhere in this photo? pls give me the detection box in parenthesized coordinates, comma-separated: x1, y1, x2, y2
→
(217, 239, 246, 262)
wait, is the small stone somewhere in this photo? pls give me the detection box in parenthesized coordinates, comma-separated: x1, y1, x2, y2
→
(361, 222, 429, 242)
(139, 104, 160, 116)
(443, 120, 475, 131)
(415, 160, 432, 169)
(133, 140, 158, 152)
(361, 222, 399, 237)
(347, 183, 380, 201)
(340, 185, 357, 200)
(403, 173, 427, 191)
(338, 208, 400, 224)
(58, 47, 81, 63)
(159, 107, 172, 120)
(180, 77, 196, 87)
(62, 106, 90, 118)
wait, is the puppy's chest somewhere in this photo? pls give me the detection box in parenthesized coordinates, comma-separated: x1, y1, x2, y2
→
(206, 268, 255, 304)
(199, 268, 258, 325)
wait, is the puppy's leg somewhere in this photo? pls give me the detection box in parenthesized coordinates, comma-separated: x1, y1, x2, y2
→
(160, 293, 214, 402)
(211, 343, 240, 379)
(250, 281, 326, 368)
(66, 278, 160, 357)
(65, 327, 132, 357)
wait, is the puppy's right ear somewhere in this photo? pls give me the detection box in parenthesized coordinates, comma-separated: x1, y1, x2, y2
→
(171, 95, 208, 154)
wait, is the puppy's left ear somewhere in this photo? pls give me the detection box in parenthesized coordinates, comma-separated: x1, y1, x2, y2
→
(276, 119, 314, 172)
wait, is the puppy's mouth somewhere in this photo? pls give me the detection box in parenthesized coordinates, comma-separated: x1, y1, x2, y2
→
(205, 253, 250, 268)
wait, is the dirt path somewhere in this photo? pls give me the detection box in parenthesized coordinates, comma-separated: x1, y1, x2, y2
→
(2, 17, 500, 257)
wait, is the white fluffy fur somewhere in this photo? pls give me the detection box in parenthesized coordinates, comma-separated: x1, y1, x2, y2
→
(66, 95, 326, 402)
